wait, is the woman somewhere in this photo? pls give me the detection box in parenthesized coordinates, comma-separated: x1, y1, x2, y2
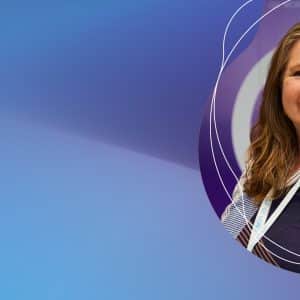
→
(222, 22, 300, 273)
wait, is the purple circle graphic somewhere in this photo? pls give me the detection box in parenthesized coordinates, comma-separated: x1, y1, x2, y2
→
(199, 2, 300, 218)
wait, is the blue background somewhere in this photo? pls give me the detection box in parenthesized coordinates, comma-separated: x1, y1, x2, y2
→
(2, 1, 299, 299)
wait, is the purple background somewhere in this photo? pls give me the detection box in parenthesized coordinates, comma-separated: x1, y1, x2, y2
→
(2, 1, 300, 299)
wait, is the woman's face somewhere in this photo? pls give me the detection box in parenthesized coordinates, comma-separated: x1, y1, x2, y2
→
(282, 40, 300, 129)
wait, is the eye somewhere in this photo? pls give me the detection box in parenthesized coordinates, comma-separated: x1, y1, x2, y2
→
(293, 71, 300, 76)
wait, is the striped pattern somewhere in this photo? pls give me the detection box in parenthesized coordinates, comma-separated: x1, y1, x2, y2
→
(222, 169, 300, 239)
(221, 168, 300, 267)
(222, 192, 258, 239)
(221, 171, 258, 239)
(236, 223, 279, 266)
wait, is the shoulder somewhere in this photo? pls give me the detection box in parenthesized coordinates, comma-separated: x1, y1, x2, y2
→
(221, 170, 258, 238)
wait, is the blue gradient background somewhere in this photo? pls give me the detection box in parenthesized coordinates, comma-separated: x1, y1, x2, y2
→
(1, 1, 298, 299)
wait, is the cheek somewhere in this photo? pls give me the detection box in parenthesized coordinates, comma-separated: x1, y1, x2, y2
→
(282, 80, 300, 113)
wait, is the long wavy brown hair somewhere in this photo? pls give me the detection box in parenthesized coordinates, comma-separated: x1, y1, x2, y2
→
(244, 22, 300, 204)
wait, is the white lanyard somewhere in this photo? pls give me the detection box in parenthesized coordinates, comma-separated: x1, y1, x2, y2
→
(247, 176, 300, 252)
